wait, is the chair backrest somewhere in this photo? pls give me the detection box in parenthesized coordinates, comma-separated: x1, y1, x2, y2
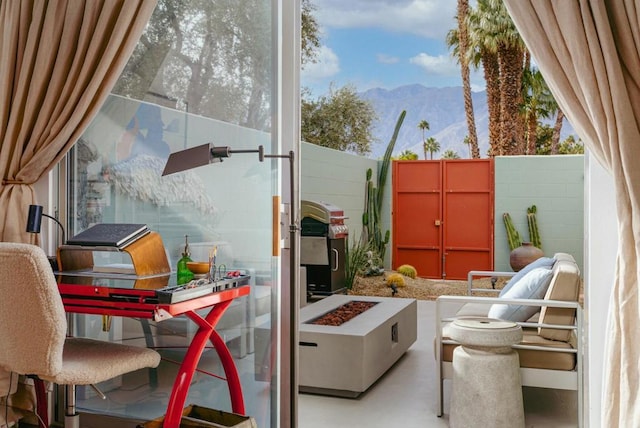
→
(538, 253, 581, 341)
(0, 243, 66, 377)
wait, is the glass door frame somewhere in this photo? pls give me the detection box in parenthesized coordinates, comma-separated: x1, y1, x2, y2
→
(272, 1, 301, 427)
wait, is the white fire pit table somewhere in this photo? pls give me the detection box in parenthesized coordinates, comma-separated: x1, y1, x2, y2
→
(448, 317, 525, 428)
(299, 295, 417, 397)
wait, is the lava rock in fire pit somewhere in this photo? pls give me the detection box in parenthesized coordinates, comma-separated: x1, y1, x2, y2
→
(307, 301, 378, 326)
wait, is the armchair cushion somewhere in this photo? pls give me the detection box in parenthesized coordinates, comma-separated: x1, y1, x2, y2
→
(441, 327, 576, 370)
(488, 267, 554, 321)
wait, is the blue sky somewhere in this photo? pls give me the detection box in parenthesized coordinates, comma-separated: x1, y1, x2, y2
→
(301, 0, 485, 97)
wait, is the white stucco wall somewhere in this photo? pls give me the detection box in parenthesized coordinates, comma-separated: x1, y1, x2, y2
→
(300, 142, 379, 247)
(585, 151, 616, 427)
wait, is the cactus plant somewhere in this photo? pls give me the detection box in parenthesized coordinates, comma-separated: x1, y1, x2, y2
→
(397, 264, 417, 279)
(385, 272, 406, 288)
(503, 212, 522, 251)
(362, 110, 406, 263)
(504, 206, 543, 251)
(527, 205, 542, 249)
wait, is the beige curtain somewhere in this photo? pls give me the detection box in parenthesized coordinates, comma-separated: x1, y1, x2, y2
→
(0, 1, 157, 426)
(503, 1, 640, 426)
(0, 0, 157, 243)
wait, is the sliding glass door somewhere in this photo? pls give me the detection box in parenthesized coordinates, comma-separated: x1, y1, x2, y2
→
(62, 1, 299, 426)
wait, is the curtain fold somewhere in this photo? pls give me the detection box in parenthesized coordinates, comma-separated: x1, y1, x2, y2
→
(0, 0, 157, 243)
(503, 1, 640, 426)
(0, 1, 156, 426)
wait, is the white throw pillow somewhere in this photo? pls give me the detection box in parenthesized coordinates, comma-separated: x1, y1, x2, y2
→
(499, 256, 555, 297)
(488, 267, 554, 322)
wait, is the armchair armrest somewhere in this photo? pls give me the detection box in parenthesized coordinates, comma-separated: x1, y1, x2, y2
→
(467, 270, 516, 295)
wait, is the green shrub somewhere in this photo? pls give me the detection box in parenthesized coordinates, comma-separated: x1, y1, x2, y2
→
(345, 238, 371, 289)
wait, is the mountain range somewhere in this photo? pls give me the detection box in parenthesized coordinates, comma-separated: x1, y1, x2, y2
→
(359, 84, 575, 159)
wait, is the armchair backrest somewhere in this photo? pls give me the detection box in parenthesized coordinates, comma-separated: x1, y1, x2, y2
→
(538, 253, 581, 341)
(0, 243, 66, 377)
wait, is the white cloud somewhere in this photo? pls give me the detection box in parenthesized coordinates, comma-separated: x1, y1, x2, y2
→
(312, 0, 456, 39)
(470, 69, 486, 92)
(409, 53, 458, 76)
(377, 53, 400, 64)
(301, 45, 340, 81)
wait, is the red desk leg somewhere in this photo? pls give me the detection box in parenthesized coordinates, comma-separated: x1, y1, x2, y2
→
(208, 327, 245, 413)
(32, 378, 48, 428)
(163, 300, 245, 427)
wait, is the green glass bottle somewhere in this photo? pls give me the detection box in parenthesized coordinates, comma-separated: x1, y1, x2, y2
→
(177, 235, 194, 284)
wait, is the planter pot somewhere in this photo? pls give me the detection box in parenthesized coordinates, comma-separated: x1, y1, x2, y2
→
(509, 242, 544, 272)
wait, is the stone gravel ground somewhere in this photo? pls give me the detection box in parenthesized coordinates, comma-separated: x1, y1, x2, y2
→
(348, 272, 508, 301)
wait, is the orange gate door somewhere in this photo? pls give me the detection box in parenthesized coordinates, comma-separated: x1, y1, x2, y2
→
(392, 159, 494, 280)
(392, 161, 443, 278)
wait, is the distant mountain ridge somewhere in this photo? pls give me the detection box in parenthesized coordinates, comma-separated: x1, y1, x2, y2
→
(359, 84, 574, 159)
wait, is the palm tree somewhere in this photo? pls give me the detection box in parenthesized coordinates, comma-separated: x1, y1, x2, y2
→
(466, 3, 501, 156)
(521, 68, 555, 155)
(467, 0, 526, 156)
(396, 150, 419, 160)
(418, 119, 430, 159)
(493, 0, 526, 156)
(424, 137, 441, 160)
(442, 149, 460, 159)
(451, 0, 480, 159)
(463, 135, 472, 158)
(550, 108, 565, 154)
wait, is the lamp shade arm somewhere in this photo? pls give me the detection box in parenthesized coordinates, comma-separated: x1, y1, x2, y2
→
(26, 204, 66, 245)
(42, 213, 66, 245)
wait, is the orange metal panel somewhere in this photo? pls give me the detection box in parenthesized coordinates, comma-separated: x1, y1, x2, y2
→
(394, 160, 441, 192)
(445, 193, 491, 247)
(395, 248, 441, 279)
(395, 193, 440, 245)
(444, 160, 493, 191)
(392, 161, 442, 278)
(442, 159, 494, 279)
(444, 251, 493, 280)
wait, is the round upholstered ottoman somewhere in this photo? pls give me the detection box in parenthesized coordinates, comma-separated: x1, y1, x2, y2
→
(448, 318, 525, 428)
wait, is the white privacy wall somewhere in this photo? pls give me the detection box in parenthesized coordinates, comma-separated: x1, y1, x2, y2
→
(300, 142, 379, 245)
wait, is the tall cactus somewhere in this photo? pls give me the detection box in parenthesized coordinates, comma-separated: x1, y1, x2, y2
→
(362, 110, 406, 262)
(377, 110, 406, 213)
(503, 212, 522, 251)
(527, 205, 542, 249)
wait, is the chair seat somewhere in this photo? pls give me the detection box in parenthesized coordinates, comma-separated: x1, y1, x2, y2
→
(39, 338, 161, 385)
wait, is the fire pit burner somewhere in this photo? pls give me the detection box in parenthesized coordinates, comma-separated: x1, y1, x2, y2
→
(306, 301, 378, 326)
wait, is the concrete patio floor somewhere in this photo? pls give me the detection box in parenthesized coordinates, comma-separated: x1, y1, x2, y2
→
(299, 299, 578, 428)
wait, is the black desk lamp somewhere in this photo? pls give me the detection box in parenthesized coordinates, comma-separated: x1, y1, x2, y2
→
(163, 142, 299, 420)
(26, 204, 66, 270)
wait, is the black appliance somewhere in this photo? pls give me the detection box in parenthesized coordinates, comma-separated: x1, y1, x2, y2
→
(300, 200, 348, 295)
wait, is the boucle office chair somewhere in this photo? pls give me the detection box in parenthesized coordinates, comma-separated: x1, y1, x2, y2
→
(0, 243, 161, 428)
